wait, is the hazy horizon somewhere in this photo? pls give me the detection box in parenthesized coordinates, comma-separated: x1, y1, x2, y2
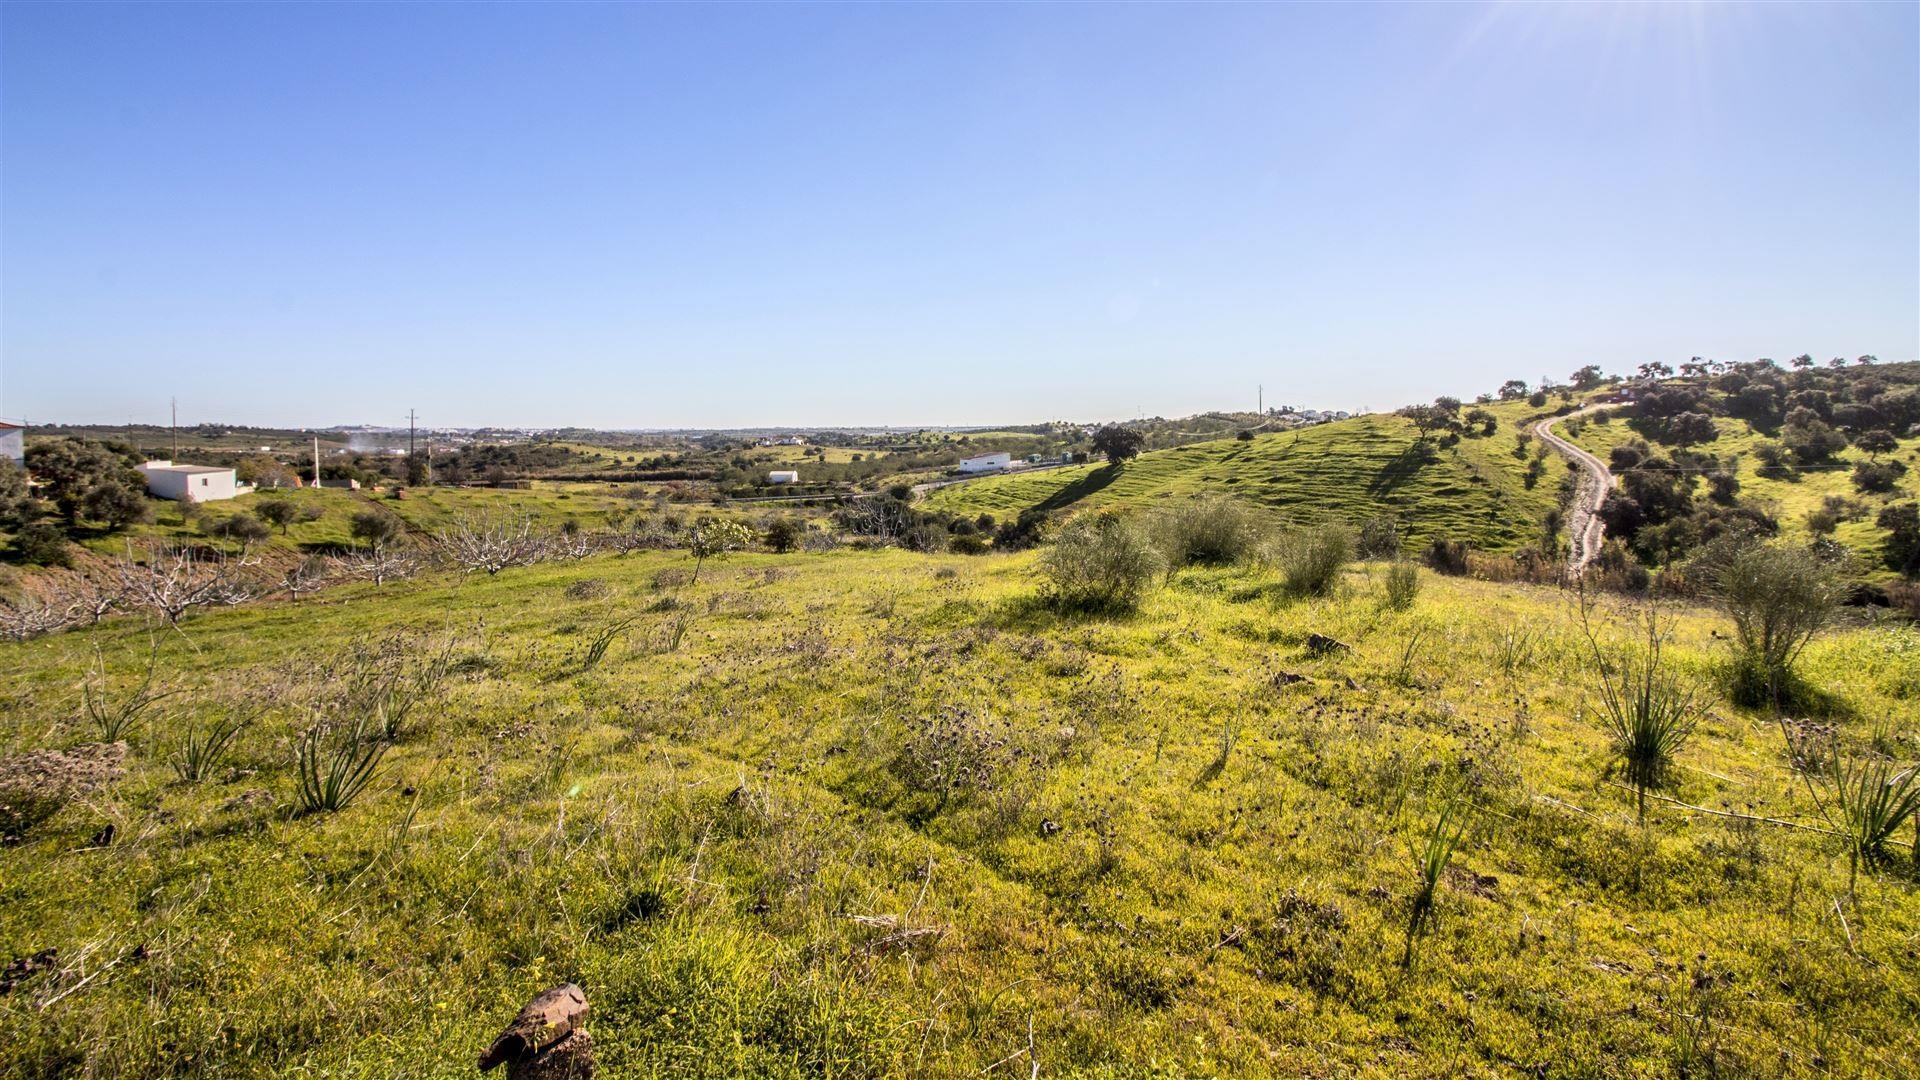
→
(4, 2, 1916, 430)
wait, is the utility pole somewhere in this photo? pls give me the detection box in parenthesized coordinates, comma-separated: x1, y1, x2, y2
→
(312, 436, 322, 489)
(1258, 384, 1263, 416)
(170, 398, 178, 459)
(407, 409, 417, 460)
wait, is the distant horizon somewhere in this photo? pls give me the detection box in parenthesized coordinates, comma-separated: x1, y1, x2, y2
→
(5, 3, 1915, 428)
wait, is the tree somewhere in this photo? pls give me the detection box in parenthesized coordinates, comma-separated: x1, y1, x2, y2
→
(1498, 379, 1531, 401)
(1789, 354, 1814, 369)
(1463, 408, 1497, 437)
(83, 482, 153, 530)
(1569, 365, 1607, 390)
(234, 454, 296, 489)
(1877, 503, 1920, 578)
(24, 438, 144, 525)
(687, 519, 755, 583)
(1636, 361, 1674, 381)
(1853, 430, 1898, 460)
(1090, 425, 1145, 466)
(254, 498, 320, 534)
(0, 458, 35, 528)
(1397, 404, 1456, 441)
(349, 509, 405, 550)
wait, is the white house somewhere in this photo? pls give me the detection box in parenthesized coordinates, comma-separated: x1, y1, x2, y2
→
(0, 422, 22, 464)
(956, 452, 1011, 474)
(768, 470, 800, 484)
(138, 460, 249, 503)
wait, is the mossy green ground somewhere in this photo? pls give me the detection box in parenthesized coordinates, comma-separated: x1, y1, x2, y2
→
(925, 403, 1565, 552)
(3, 546, 1916, 1076)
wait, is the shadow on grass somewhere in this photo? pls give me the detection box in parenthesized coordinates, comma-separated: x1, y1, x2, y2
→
(1033, 464, 1125, 513)
(1366, 443, 1437, 497)
(985, 592, 1144, 633)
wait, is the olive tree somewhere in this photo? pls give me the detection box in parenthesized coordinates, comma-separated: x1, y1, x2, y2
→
(1698, 542, 1844, 707)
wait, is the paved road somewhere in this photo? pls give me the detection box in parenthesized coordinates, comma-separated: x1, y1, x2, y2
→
(1531, 406, 1615, 575)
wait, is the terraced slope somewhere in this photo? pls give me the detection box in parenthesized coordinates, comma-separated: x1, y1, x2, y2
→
(927, 404, 1565, 552)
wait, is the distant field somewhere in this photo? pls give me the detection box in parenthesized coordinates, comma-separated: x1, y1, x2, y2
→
(926, 402, 1564, 552)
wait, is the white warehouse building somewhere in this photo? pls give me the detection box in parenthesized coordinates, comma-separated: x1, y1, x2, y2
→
(956, 452, 1011, 474)
(768, 470, 800, 484)
(138, 460, 248, 503)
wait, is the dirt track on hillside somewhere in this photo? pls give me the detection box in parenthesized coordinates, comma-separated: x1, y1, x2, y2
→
(1531, 406, 1615, 575)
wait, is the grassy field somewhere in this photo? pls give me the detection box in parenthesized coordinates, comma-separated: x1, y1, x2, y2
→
(3, 543, 1915, 1076)
(927, 402, 1566, 552)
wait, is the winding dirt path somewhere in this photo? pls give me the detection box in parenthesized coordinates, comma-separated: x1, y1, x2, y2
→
(1531, 406, 1615, 575)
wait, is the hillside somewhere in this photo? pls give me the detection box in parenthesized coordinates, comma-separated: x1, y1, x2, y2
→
(2, 545, 1915, 1075)
(926, 400, 1565, 552)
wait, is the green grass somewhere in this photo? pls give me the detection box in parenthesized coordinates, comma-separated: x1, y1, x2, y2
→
(3, 543, 1916, 1075)
(925, 404, 1566, 552)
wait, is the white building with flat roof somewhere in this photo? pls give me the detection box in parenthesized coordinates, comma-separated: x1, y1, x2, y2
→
(138, 460, 248, 503)
(956, 452, 1011, 474)
(0, 422, 21, 464)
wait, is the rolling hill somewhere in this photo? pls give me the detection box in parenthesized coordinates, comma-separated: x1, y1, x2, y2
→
(925, 400, 1567, 552)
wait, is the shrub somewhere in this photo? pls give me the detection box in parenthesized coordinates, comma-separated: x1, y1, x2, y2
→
(1356, 515, 1402, 559)
(1040, 513, 1164, 614)
(1696, 541, 1843, 707)
(1382, 561, 1420, 611)
(687, 518, 756, 582)
(949, 532, 990, 555)
(1879, 503, 1920, 578)
(1146, 496, 1263, 568)
(763, 516, 805, 553)
(1852, 459, 1906, 494)
(17, 522, 73, 567)
(1271, 522, 1353, 597)
(203, 513, 271, 544)
(254, 498, 320, 534)
(82, 482, 152, 529)
(1424, 538, 1471, 576)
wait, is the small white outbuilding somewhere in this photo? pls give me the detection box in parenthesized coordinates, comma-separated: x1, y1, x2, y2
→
(956, 452, 1011, 474)
(768, 470, 800, 484)
(138, 460, 248, 503)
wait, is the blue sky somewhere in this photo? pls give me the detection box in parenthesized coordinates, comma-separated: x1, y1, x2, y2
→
(3, 1, 1915, 429)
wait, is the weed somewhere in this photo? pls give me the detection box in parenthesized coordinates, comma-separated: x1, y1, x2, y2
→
(294, 715, 386, 814)
(170, 710, 250, 783)
(1581, 600, 1702, 824)
(81, 640, 179, 742)
(582, 616, 635, 670)
(1382, 560, 1420, 611)
(1274, 522, 1353, 598)
(1801, 747, 1919, 897)
(1404, 797, 1470, 968)
(1389, 622, 1428, 687)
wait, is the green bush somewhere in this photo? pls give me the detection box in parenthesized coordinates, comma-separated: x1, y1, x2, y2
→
(1695, 541, 1843, 708)
(1147, 496, 1263, 568)
(16, 522, 72, 567)
(1382, 561, 1420, 610)
(1274, 522, 1354, 597)
(1040, 513, 1165, 614)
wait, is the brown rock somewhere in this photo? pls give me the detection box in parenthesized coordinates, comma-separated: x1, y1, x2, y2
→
(479, 983, 592, 1079)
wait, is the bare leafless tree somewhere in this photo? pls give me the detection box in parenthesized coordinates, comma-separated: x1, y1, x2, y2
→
(64, 575, 129, 626)
(0, 599, 78, 642)
(435, 513, 550, 576)
(281, 554, 336, 602)
(340, 544, 422, 586)
(115, 543, 260, 629)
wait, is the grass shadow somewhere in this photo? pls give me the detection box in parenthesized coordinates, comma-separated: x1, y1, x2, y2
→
(1033, 464, 1125, 513)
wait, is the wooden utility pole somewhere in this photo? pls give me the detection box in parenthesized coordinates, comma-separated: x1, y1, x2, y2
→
(170, 398, 178, 459)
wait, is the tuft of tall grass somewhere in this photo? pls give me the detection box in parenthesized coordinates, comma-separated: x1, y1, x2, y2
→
(170, 711, 249, 783)
(583, 616, 636, 670)
(1273, 522, 1354, 598)
(1803, 748, 1919, 896)
(1582, 601, 1702, 824)
(295, 716, 387, 814)
(82, 641, 180, 743)
(1381, 561, 1420, 611)
(1403, 798, 1469, 968)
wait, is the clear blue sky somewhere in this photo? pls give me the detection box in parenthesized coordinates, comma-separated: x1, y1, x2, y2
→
(3, 1, 1915, 430)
